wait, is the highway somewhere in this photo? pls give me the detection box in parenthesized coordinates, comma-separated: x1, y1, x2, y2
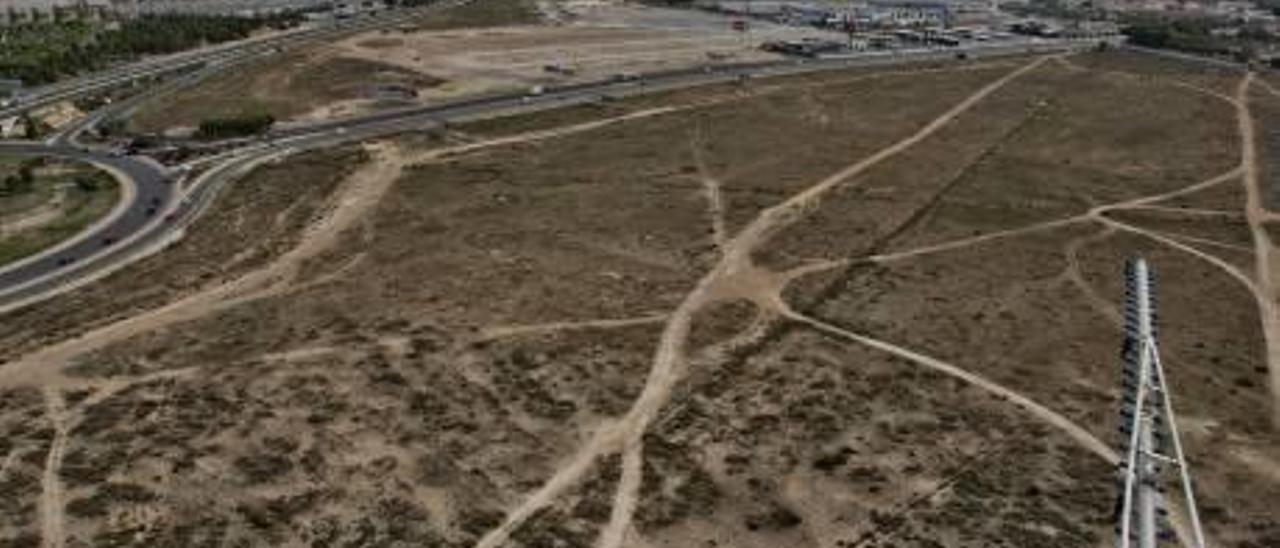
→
(0, 35, 1092, 313)
(0, 0, 478, 122)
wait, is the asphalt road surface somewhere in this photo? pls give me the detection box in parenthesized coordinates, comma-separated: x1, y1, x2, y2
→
(0, 143, 175, 309)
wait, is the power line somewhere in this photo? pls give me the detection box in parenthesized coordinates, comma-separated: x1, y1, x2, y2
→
(1116, 258, 1206, 548)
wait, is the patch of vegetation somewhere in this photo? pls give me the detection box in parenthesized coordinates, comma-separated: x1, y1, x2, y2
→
(0, 157, 119, 267)
(131, 55, 443, 133)
(0, 13, 302, 86)
(1121, 15, 1275, 60)
(197, 113, 276, 139)
(0, 159, 36, 197)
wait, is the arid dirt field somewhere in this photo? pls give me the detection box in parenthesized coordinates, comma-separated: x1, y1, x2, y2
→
(128, 0, 832, 135)
(1, 48, 1279, 548)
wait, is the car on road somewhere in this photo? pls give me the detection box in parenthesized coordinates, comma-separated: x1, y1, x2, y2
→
(102, 236, 117, 246)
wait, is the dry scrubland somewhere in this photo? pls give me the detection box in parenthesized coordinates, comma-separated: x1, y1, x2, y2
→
(1, 50, 1279, 548)
(128, 0, 539, 133)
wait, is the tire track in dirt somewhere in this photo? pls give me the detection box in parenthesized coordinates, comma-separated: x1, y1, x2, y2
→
(39, 388, 67, 548)
(689, 127, 728, 252)
(33, 367, 194, 548)
(784, 310, 1118, 461)
(474, 314, 669, 343)
(1062, 225, 1123, 327)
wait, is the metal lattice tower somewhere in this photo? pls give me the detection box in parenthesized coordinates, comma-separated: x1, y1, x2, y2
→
(1116, 258, 1207, 548)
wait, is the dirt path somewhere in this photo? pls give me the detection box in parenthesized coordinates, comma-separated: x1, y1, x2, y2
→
(786, 310, 1117, 461)
(689, 128, 728, 251)
(1236, 73, 1280, 424)
(1127, 204, 1244, 219)
(474, 314, 668, 342)
(40, 388, 67, 548)
(474, 56, 1054, 548)
(1062, 225, 1124, 327)
(599, 439, 643, 548)
(0, 143, 403, 391)
(1170, 232, 1255, 254)
(0, 106, 698, 393)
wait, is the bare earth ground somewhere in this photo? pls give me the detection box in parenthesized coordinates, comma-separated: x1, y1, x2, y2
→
(1, 49, 1279, 548)
(128, 0, 836, 134)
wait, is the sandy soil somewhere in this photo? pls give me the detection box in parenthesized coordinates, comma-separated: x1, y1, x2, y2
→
(1, 49, 1277, 548)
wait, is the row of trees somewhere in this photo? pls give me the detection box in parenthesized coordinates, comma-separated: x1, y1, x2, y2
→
(1120, 16, 1271, 59)
(0, 13, 302, 86)
(197, 114, 276, 139)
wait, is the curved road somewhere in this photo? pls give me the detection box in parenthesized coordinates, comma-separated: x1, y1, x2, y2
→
(0, 143, 175, 309)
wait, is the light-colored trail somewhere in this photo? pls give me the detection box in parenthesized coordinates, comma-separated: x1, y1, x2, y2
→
(872, 217, 1086, 264)
(1062, 224, 1124, 327)
(1170, 232, 1255, 254)
(0, 107, 696, 392)
(774, 162, 1243, 283)
(1237, 73, 1280, 424)
(1127, 205, 1244, 218)
(1101, 217, 1258, 293)
(30, 367, 193, 548)
(39, 388, 67, 548)
(474, 314, 669, 342)
(599, 439, 644, 548)
(0, 143, 404, 391)
(476, 56, 1054, 548)
(480, 54, 1057, 548)
(689, 128, 728, 251)
(590, 55, 1057, 548)
(783, 309, 1117, 461)
(1103, 167, 1243, 211)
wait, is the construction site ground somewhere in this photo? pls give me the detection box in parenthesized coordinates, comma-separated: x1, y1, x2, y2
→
(127, 0, 832, 136)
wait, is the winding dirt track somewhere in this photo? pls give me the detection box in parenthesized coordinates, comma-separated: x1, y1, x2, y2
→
(0, 106, 691, 394)
(9, 53, 1278, 548)
(475, 56, 1056, 548)
(1235, 73, 1280, 424)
